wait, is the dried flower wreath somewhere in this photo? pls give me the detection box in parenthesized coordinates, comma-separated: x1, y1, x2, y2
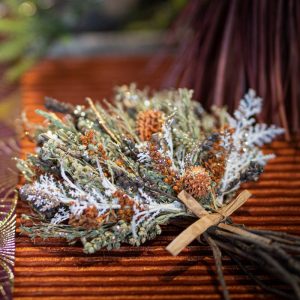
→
(17, 85, 300, 299)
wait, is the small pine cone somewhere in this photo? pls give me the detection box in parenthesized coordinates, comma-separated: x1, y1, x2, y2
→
(136, 110, 164, 141)
(204, 159, 225, 184)
(69, 206, 102, 230)
(182, 166, 211, 199)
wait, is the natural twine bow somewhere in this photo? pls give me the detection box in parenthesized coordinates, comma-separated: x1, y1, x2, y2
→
(166, 190, 252, 256)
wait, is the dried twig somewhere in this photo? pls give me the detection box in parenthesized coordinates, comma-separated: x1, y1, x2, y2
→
(86, 97, 120, 145)
(204, 225, 300, 300)
(226, 251, 294, 300)
(204, 232, 230, 300)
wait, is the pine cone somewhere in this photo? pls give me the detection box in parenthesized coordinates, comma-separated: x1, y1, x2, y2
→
(69, 206, 102, 230)
(181, 166, 211, 199)
(136, 110, 164, 141)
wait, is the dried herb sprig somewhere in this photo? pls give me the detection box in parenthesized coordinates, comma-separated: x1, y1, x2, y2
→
(17, 85, 289, 299)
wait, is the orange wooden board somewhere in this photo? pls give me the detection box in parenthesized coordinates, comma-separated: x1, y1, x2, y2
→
(15, 57, 300, 299)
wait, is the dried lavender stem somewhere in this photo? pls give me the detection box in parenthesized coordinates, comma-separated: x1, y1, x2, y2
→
(44, 97, 75, 114)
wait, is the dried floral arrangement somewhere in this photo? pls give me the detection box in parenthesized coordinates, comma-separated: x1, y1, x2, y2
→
(17, 85, 300, 299)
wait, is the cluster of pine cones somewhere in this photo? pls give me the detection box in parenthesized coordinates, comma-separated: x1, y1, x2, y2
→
(136, 110, 213, 202)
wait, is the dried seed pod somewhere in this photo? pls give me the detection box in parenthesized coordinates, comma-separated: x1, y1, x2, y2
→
(181, 166, 211, 199)
(136, 110, 164, 141)
(200, 132, 229, 184)
(204, 159, 225, 184)
(97, 143, 108, 159)
(69, 206, 102, 230)
(112, 190, 137, 222)
(80, 130, 95, 146)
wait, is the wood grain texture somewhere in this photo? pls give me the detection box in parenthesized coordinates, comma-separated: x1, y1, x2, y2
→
(15, 57, 300, 300)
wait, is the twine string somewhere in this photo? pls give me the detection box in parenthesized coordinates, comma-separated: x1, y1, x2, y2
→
(166, 190, 252, 256)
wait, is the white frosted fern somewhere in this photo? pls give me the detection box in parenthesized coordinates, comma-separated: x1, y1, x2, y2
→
(248, 124, 284, 147)
(219, 89, 284, 204)
(228, 89, 262, 128)
(51, 207, 70, 224)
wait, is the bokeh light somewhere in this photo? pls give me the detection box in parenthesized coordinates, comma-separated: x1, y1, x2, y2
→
(18, 1, 37, 16)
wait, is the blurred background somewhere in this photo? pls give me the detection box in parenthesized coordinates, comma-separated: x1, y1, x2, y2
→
(0, 0, 185, 140)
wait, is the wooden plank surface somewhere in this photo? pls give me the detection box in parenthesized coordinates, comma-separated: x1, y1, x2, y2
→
(15, 57, 300, 299)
